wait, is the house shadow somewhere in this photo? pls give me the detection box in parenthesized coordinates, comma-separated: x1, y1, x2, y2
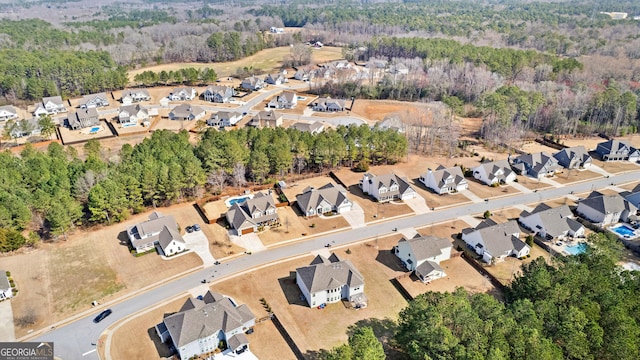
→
(277, 272, 307, 307)
(375, 249, 405, 272)
(117, 230, 130, 248)
(348, 184, 373, 201)
(147, 326, 174, 358)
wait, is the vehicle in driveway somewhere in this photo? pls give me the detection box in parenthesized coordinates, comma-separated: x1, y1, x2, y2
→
(186, 226, 194, 233)
(93, 309, 112, 323)
(192, 224, 201, 231)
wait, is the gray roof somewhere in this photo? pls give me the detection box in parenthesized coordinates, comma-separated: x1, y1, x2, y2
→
(519, 203, 582, 237)
(513, 152, 561, 175)
(249, 110, 281, 127)
(314, 97, 346, 108)
(226, 192, 278, 230)
(81, 92, 109, 105)
(227, 333, 249, 351)
(170, 104, 205, 119)
(464, 220, 523, 256)
(121, 88, 150, 98)
(43, 96, 64, 106)
(127, 212, 180, 249)
(398, 235, 451, 262)
(425, 165, 466, 188)
(0, 271, 9, 290)
(476, 159, 514, 182)
(0, 105, 17, 115)
(296, 254, 364, 293)
(364, 172, 415, 198)
(204, 85, 233, 96)
(415, 260, 443, 278)
(291, 121, 323, 133)
(157, 225, 185, 251)
(296, 183, 350, 214)
(553, 146, 592, 168)
(578, 192, 637, 215)
(597, 139, 637, 155)
(68, 108, 99, 129)
(163, 290, 255, 348)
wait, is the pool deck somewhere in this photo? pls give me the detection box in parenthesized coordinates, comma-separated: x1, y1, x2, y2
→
(609, 223, 640, 240)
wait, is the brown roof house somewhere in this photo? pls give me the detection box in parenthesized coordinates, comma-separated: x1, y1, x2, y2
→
(226, 192, 280, 236)
(126, 212, 186, 256)
(296, 253, 366, 308)
(155, 290, 255, 359)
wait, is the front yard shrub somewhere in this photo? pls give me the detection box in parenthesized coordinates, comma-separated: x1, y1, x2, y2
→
(483, 210, 492, 219)
(525, 235, 534, 247)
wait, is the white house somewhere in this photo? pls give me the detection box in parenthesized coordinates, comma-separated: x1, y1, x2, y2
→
(156, 290, 255, 359)
(264, 73, 287, 85)
(207, 111, 243, 127)
(295, 183, 353, 217)
(419, 165, 468, 194)
(576, 191, 638, 226)
(118, 104, 149, 125)
(472, 160, 516, 186)
(461, 219, 530, 263)
(34, 96, 67, 116)
(0, 105, 19, 122)
(0, 271, 12, 300)
(241, 76, 264, 91)
(202, 85, 234, 103)
(79, 93, 110, 109)
(360, 172, 417, 202)
(267, 91, 298, 109)
(394, 236, 452, 283)
(168, 87, 197, 101)
(519, 203, 585, 240)
(296, 253, 365, 308)
(290, 121, 324, 135)
(169, 104, 206, 121)
(121, 89, 151, 105)
(313, 97, 346, 112)
(126, 212, 186, 256)
(553, 146, 592, 170)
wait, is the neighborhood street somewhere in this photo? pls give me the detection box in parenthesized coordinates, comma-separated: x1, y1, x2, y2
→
(32, 169, 640, 360)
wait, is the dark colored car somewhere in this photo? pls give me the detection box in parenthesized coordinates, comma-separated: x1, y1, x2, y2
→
(186, 226, 194, 233)
(192, 224, 201, 231)
(93, 309, 112, 323)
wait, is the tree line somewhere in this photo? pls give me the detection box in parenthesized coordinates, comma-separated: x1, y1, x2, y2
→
(132, 67, 218, 87)
(0, 125, 406, 252)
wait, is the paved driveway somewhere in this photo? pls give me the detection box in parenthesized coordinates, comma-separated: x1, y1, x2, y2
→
(183, 231, 216, 266)
(0, 300, 16, 341)
(342, 203, 365, 228)
(230, 232, 267, 253)
(404, 196, 430, 214)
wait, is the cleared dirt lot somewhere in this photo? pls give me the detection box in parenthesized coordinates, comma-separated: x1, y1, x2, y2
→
(516, 175, 555, 191)
(465, 178, 521, 199)
(591, 158, 640, 174)
(6, 204, 204, 337)
(484, 244, 551, 285)
(258, 206, 350, 246)
(552, 169, 602, 184)
(411, 181, 472, 209)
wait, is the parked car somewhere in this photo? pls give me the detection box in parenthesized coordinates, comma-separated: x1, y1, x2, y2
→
(186, 226, 194, 233)
(193, 224, 201, 231)
(245, 328, 254, 335)
(93, 309, 112, 323)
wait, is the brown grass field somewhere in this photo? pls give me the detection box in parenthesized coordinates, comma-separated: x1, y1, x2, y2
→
(411, 181, 472, 209)
(258, 206, 351, 246)
(484, 244, 551, 285)
(465, 179, 521, 199)
(128, 46, 344, 83)
(591, 158, 640, 174)
(515, 175, 555, 191)
(552, 169, 602, 184)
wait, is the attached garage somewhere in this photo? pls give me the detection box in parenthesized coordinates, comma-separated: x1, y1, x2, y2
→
(241, 227, 254, 235)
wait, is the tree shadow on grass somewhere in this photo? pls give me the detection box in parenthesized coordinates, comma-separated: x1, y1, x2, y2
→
(117, 231, 130, 248)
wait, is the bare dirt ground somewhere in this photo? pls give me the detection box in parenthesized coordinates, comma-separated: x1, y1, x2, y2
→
(526, 196, 576, 209)
(128, 46, 344, 82)
(6, 204, 204, 337)
(591, 158, 640, 174)
(553, 169, 602, 184)
(619, 182, 640, 191)
(520, 140, 558, 154)
(279, 175, 339, 203)
(465, 179, 521, 199)
(350, 99, 438, 124)
(489, 208, 526, 223)
(516, 175, 555, 191)
(258, 206, 350, 246)
(411, 182, 472, 209)
(561, 135, 640, 150)
(484, 244, 551, 285)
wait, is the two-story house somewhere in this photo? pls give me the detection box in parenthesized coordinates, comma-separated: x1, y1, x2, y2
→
(461, 219, 530, 263)
(0, 105, 19, 122)
(576, 191, 638, 226)
(312, 97, 346, 112)
(553, 146, 592, 170)
(596, 139, 640, 162)
(419, 165, 468, 194)
(510, 152, 562, 178)
(207, 111, 243, 128)
(169, 104, 206, 121)
(126, 212, 186, 256)
(226, 192, 279, 236)
(168, 87, 197, 101)
(290, 121, 324, 135)
(472, 160, 516, 186)
(79, 93, 110, 109)
(68, 108, 100, 130)
(202, 85, 235, 103)
(156, 291, 255, 359)
(121, 89, 151, 105)
(264, 73, 287, 85)
(519, 203, 585, 240)
(33, 96, 67, 117)
(296, 253, 365, 308)
(296, 183, 353, 217)
(241, 76, 264, 91)
(248, 110, 282, 128)
(118, 104, 149, 125)
(360, 172, 417, 202)
(394, 235, 452, 283)
(267, 91, 298, 109)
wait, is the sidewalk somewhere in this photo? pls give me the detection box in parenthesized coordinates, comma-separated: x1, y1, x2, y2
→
(0, 301, 15, 342)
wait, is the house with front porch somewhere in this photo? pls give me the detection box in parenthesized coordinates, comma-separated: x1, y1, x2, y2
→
(202, 85, 234, 103)
(267, 91, 297, 109)
(553, 146, 592, 170)
(296, 183, 353, 217)
(472, 160, 516, 186)
(0, 105, 19, 122)
(248, 110, 282, 128)
(169, 104, 205, 121)
(596, 139, 640, 162)
(264, 73, 287, 85)
(296, 253, 365, 308)
(68, 108, 100, 130)
(156, 290, 255, 360)
(241, 76, 264, 91)
(510, 152, 562, 178)
(226, 192, 279, 236)
(394, 235, 452, 283)
(519, 203, 585, 240)
(312, 97, 345, 112)
(121, 89, 151, 105)
(126, 211, 186, 256)
(118, 104, 149, 125)
(360, 172, 417, 202)
(207, 111, 243, 127)
(419, 165, 468, 194)
(33, 96, 67, 116)
(168, 87, 196, 101)
(576, 191, 638, 226)
(290, 121, 324, 135)
(461, 219, 530, 263)
(79, 93, 110, 109)
(9, 118, 42, 139)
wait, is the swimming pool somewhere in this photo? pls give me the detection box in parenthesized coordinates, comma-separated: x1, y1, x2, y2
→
(564, 242, 588, 256)
(122, 123, 137, 128)
(225, 194, 254, 208)
(297, 96, 307, 100)
(88, 126, 101, 134)
(611, 224, 637, 238)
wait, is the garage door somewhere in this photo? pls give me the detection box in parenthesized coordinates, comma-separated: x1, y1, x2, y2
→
(241, 227, 254, 235)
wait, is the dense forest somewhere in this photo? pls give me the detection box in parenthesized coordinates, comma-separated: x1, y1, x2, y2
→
(0, 125, 406, 252)
(320, 232, 640, 360)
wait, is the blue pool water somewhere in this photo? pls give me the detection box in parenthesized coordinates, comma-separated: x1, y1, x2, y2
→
(612, 224, 636, 237)
(227, 196, 251, 207)
(122, 123, 137, 128)
(564, 242, 588, 256)
(297, 96, 307, 100)
(88, 126, 101, 133)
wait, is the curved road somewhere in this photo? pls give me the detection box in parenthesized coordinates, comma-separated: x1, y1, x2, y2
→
(34, 169, 640, 359)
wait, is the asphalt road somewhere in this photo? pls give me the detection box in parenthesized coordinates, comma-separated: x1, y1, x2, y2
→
(34, 169, 640, 359)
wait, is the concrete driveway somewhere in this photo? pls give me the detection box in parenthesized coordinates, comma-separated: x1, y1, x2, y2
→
(404, 196, 430, 214)
(183, 231, 216, 266)
(0, 300, 16, 341)
(342, 202, 365, 228)
(229, 232, 266, 253)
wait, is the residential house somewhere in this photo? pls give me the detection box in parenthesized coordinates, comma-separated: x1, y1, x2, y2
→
(202, 85, 234, 103)
(510, 152, 562, 178)
(461, 219, 530, 263)
(241, 76, 264, 91)
(68, 108, 100, 130)
(519, 203, 585, 240)
(312, 97, 346, 112)
(269, 26, 284, 33)
(0, 105, 19, 122)
(169, 104, 206, 121)
(264, 73, 287, 85)
(622, 185, 640, 210)
(121, 89, 151, 105)
(576, 191, 638, 226)
(79, 93, 110, 109)
(419, 165, 468, 195)
(33, 96, 67, 116)
(0, 271, 12, 300)
(296, 183, 353, 217)
(126, 211, 186, 256)
(9, 118, 42, 139)
(290, 121, 324, 135)
(596, 139, 640, 162)
(553, 146, 592, 169)
(156, 290, 255, 360)
(118, 104, 149, 125)
(377, 117, 406, 133)
(472, 160, 516, 186)
(226, 192, 279, 236)
(394, 235, 452, 283)
(296, 253, 365, 308)
(294, 69, 310, 81)
(360, 172, 417, 202)
(207, 111, 243, 128)
(267, 91, 298, 109)
(168, 87, 196, 101)
(248, 110, 282, 128)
